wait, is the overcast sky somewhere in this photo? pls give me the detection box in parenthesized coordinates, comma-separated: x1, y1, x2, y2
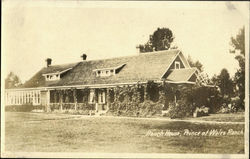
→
(2, 1, 249, 83)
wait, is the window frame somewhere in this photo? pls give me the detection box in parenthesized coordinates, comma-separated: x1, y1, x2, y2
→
(175, 61, 181, 69)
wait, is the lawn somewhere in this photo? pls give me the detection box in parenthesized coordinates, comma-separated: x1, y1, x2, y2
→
(4, 112, 245, 154)
(183, 112, 245, 122)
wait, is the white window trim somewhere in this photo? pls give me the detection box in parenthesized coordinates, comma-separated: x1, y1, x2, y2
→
(42, 68, 72, 81)
(93, 64, 126, 77)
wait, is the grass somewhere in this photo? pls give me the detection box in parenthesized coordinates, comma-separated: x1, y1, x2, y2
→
(4, 112, 245, 153)
(183, 112, 245, 122)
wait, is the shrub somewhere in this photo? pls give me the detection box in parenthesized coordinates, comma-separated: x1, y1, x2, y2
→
(231, 97, 243, 112)
(108, 100, 162, 117)
(5, 104, 34, 112)
(138, 100, 162, 117)
(180, 85, 222, 114)
(167, 100, 194, 119)
(50, 103, 60, 111)
(193, 106, 209, 117)
(217, 103, 236, 114)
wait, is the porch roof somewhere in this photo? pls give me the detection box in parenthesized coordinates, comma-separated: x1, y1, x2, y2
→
(166, 68, 197, 82)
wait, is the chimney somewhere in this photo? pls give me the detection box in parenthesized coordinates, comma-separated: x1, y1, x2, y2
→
(81, 54, 87, 61)
(45, 58, 52, 67)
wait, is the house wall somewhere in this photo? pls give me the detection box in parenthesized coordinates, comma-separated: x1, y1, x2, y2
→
(5, 90, 41, 106)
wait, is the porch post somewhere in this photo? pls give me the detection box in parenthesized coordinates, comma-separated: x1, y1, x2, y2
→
(59, 90, 63, 111)
(95, 89, 98, 112)
(73, 89, 77, 110)
(47, 90, 51, 112)
(32, 91, 35, 105)
(144, 84, 148, 101)
(106, 88, 110, 111)
(114, 87, 117, 103)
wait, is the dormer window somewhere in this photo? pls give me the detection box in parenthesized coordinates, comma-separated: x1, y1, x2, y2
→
(44, 74, 60, 81)
(175, 61, 180, 69)
(43, 68, 72, 81)
(94, 64, 126, 77)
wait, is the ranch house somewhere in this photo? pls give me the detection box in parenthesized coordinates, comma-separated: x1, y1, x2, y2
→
(5, 49, 208, 114)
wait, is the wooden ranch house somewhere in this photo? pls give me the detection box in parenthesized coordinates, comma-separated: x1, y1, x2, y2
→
(5, 49, 208, 114)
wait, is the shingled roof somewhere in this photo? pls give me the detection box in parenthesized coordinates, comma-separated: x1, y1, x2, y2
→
(22, 63, 79, 88)
(22, 49, 196, 88)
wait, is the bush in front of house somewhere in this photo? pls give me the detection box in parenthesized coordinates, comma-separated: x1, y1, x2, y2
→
(50, 103, 60, 111)
(5, 104, 35, 112)
(193, 106, 209, 117)
(138, 100, 163, 117)
(216, 96, 244, 114)
(217, 102, 237, 114)
(182, 85, 222, 114)
(164, 85, 213, 119)
(108, 100, 162, 117)
(167, 100, 194, 119)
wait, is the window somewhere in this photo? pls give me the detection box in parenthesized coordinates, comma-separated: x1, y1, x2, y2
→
(175, 61, 180, 69)
(95, 69, 113, 77)
(97, 71, 101, 76)
(45, 74, 60, 81)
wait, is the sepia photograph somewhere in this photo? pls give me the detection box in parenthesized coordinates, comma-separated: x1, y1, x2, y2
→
(1, 1, 249, 158)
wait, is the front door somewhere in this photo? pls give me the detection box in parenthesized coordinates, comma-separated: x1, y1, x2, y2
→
(96, 89, 106, 111)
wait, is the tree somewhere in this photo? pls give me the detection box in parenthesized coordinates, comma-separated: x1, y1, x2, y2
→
(138, 27, 174, 53)
(217, 69, 234, 98)
(230, 27, 245, 110)
(187, 55, 204, 72)
(5, 72, 22, 89)
(211, 74, 219, 85)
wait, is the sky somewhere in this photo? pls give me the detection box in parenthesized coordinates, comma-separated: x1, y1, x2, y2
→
(2, 1, 249, 83)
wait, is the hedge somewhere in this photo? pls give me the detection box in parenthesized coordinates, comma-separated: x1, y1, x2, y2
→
(5, 104, 44, 112)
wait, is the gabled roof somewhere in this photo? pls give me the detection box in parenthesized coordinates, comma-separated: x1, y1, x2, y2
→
(166, 68, 197, 82)
(22, 49, 194, 88)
